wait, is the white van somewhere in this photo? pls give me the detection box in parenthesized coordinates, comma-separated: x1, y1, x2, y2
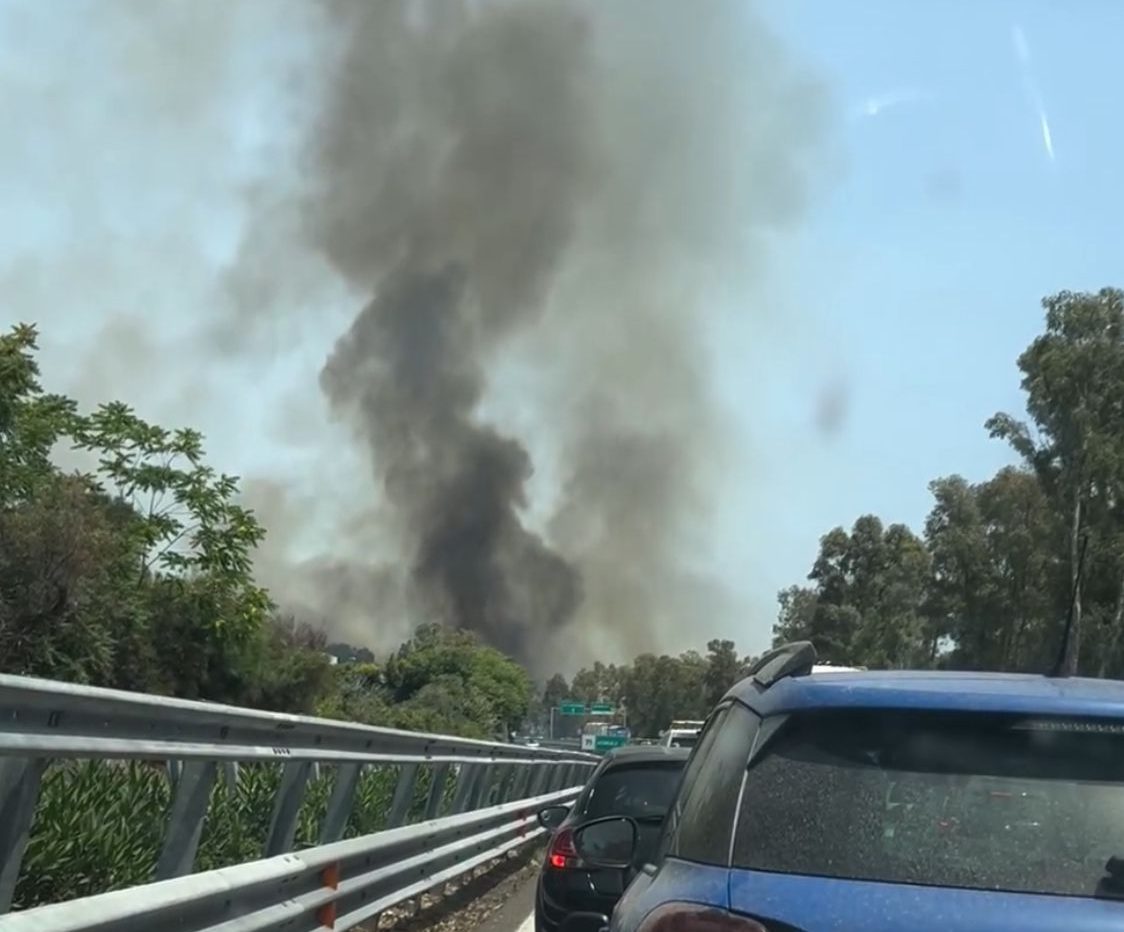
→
(659, 720, 705, 749)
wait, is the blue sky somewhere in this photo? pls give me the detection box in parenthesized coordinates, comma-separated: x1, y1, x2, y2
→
(716, 0, 1124, 641)
(3, 1, 1123, 657)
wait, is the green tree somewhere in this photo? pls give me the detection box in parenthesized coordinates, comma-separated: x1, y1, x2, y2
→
(0, 323, 277, 702)
(775, 517, 928, 667)
(987, 288, 1124, 674)
(542, 672, 570, 710)
(0, 324, 78, 505)
(703, 638, 740, 707)
(72, 401, 270, 642)
(384, 624, 534, 738)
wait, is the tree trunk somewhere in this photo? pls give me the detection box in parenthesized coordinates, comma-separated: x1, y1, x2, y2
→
(1063, 495, 1083, 676)
(1099, 565, 1124, 678)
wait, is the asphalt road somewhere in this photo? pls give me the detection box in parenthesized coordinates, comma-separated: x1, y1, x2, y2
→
(469, 869, 536, 932)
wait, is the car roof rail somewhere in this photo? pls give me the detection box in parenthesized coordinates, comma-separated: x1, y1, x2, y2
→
(747, 641, 818, 689)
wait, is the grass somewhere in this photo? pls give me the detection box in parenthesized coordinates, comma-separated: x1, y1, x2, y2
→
(13, 758, 450, 911)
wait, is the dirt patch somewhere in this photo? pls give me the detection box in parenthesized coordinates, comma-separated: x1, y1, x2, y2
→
(368, 843, 542, 932)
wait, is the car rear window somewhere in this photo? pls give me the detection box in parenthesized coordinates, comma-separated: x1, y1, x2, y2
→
(583, 762, 685, 820)
(669, 735, 697, 749)
(733, 710, 1124, 898)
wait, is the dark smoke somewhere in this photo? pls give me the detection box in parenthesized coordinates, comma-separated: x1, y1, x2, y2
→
(320, 267, 580, 659)
(3, 0, 832, 667)
(298, 1, 599, 660)
(237, 0, 832, 668)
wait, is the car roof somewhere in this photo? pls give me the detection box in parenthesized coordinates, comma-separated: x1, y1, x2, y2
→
(727, 669, 1124, 719)
(601, 745, 691, 765)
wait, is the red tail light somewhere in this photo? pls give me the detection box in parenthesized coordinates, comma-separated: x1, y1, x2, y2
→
(636, 904, 768, 932)
(547, 828, 579, 869)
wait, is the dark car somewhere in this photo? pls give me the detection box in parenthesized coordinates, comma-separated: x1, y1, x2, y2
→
(535, 745, 689, 932)
(572, 642, 1124, 932)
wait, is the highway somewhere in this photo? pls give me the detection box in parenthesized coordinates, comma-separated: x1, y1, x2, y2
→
(466, 869, 537, 932)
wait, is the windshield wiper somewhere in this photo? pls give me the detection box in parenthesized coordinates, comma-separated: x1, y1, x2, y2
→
(1094, 856, 1124, 899)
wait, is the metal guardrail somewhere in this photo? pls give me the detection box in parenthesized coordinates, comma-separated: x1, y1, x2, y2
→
(0, 787, 577, 932)
(0, 674, 598, 928)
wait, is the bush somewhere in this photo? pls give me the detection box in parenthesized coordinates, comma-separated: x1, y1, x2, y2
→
(13, 758, 434, 910)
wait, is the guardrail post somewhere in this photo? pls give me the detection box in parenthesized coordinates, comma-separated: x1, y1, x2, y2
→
(510, 763, 533, 801)
(529, 762, 551, 797)
(264, 760, 312, 856)
(221, 761, 240, 789)
(450, 764, 482, 813)
(320, 763, 362, 844)
(468, 764, 495, 810)
(386, 763, 420, 829)
(424, 762, 450, 820)
(0, 757, 46, 914)
(155, 760, 217, 880)
(492, 764, 516, 804)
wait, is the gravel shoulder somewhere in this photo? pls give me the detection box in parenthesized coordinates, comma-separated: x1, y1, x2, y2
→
(372, 844, 542, 932)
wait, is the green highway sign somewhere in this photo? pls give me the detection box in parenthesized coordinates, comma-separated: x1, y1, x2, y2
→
(589, 703, 615, 715)
(560, 702, 586, 716)
(594, 734, 629, 751)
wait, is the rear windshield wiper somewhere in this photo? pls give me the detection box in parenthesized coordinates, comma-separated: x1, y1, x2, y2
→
(1095, 856, 1124, 899)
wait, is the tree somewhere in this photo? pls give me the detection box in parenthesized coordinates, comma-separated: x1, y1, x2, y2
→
(775, 517, 928, 668)
(703, 639, 740, 707)
(0, 323, 278, 702)
(541, 672, 570, 711)
(0, 324, 78, 506)
(384, 624, 534, 738)
(73, 401, 270, 643)
(987, 288, 1124, 674)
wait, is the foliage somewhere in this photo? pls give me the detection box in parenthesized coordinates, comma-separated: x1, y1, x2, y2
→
(384, 624, 534, 738)
(0, 324, 529, 740)
(549, 288, 1124, 725)
(772, 288, 1124, 677)
(554, 639, 753, 738)
(775, 516, 930, 668)
(15, 759, 410, 910)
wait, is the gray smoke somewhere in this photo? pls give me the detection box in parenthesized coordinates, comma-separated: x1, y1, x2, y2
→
(238, 0, 832, 668)
(5, 0, 831, 669)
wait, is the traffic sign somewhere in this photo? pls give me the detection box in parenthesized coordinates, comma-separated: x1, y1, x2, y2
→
(589, 703, 615, 715)
(560, 702, 585, 716)
(594, 734, 628, 751)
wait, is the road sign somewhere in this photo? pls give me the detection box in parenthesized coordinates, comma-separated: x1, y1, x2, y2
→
(594, 734, 628, 751)
(589, 703, 614, 715)
(560, 702, 585, 716)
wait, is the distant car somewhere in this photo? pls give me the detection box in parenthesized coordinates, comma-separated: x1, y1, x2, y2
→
(534, 745, 689, 932)
(572, 642, 1124, 932)
(526, 739, 541, 749)
(658, 721, 704, 750)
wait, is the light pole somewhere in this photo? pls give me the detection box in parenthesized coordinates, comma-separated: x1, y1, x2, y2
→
(549, 706, 556, 741)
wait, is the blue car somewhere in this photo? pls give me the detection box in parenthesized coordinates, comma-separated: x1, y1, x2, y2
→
(571, 642, 1124, 932)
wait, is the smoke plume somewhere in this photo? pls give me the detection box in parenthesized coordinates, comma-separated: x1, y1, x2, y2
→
(5, 0, 831, 669)
(261, 0, 829, 667)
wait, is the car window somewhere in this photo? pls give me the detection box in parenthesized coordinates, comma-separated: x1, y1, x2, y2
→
(733, 709, 1124, 898)
(669, 735, 698, 749)
(582, 763, 685, 820)
(670, 703, 759, 865)
(655, 703, 758, 866)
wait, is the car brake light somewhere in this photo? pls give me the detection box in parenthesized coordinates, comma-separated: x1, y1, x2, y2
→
(635, 903, 768, 932)
(548, 828, 579, 869)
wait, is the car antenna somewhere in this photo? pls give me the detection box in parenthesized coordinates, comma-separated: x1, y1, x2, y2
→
(1049, 532, 1089, 678)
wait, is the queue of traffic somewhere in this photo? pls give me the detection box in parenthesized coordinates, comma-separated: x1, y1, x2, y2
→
(532, 641, 1124, 932)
